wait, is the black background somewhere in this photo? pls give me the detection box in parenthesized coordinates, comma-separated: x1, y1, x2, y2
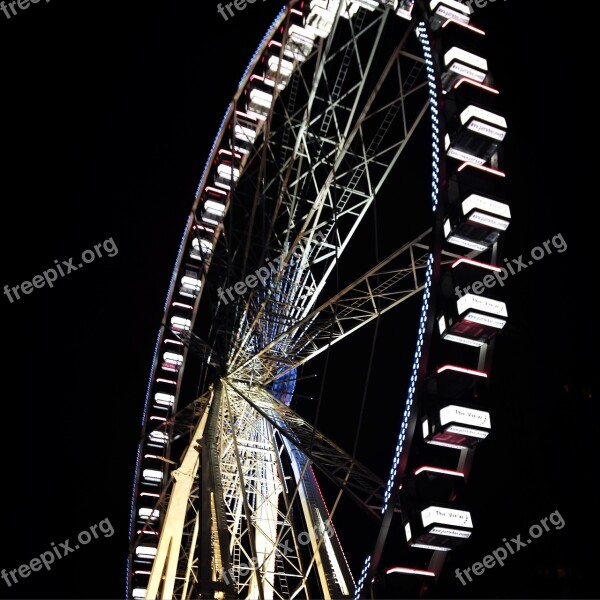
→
(0, 1, 596, 598)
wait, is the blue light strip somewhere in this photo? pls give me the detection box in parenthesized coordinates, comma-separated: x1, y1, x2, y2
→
(194, 5, 286, 201)
(354, 21, 441, 600)
(353, 556, 372, 600)
(380, 22, 440, 513)
(381, 256, 432, 513)
(416, 22, 441, 212)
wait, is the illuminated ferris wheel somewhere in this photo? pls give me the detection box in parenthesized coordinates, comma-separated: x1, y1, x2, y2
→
(127, 1, 510, 598)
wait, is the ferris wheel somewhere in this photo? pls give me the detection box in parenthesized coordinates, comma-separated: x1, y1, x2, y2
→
(127, 1, 510, 598)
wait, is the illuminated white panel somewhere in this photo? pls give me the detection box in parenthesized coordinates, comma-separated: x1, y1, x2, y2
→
(462, 194, 510, 219)
(170, 316, 191, 331)
(427, 439, 468, 450)
(396, 0, 415, 20)
(163, 352, 184, 366)
(443, 333, 485, 347)
(132, 589, 147, 599)
(421, 506, 473, 529)
(429, 526, 472, 538)
(447, 235, 488, 252)
(182, 274, 201, 290)
(192, 238, 212, 256)
(443, 218, 451, 238)
(135, 546, 157, 559)
(267, 55, 294, 77)
(444, 48, 487, 71)
(139, 508, 160, 521)
(440, 405, 491, 429)
(467, 120, 506, 141)
(234, 123, 257, 145)
(247, 89, 273, 121)
(464, 311, 506, 329)
(447, 146, 486, 165)
(446, 424, 489, 439)
(154, 392, 175, 407)
(447, 62, 486, 82)
(352, 0, 379, 10)
(404, 521, 412, 542)
(460, 106, 506, 129)
(216, 164, 240, 181)
(204, 200, 225, 218)
(149, 431, 169, 444)
(306, 1, 337, 37)
(289, 23, 316, 41)
(412, 543, 450, 551)
(457, 294, 508, 318)
(285, 26, 314, 61)
(142, 469, 162, 483)
(468, 211, 510, 230)
(422, 419, 430, 439)
(438, 315, 447, 335)
(431, 0, 470, 22)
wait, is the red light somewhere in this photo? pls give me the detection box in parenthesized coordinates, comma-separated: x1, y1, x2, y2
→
(453, 77, 499, 94)
(442, 18, 485, 35)
(452, 258, 502, 272)
(217, 148, 242, 160)
(458, 162, 506, 177)
(437, 365, 488, 378)
(384, 566, 436, 577)
(172, 302, 193, 310)
(204, 186, 227, 196)
(414, 466, 464, 477)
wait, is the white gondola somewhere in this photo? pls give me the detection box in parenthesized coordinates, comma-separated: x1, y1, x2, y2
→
(401, 467, 472, 551)
(180, 271, 202, 298)
(429, 0, 470, 29)
(142, 469, 162, 483)
(154, 392, 175, 407)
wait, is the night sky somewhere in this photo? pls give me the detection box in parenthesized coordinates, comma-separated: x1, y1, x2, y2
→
(0, 1, 596, 599)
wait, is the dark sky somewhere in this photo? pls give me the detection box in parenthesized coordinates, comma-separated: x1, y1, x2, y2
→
(0, 1, 596, 599)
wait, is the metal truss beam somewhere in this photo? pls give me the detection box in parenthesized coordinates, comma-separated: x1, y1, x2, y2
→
(225, 380, 391, 520)
(231, 230, 464, 384)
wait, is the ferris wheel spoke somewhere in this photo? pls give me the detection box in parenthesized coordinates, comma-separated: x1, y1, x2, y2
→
(225, 380, 389, 519)
(229, 51, 431, 373)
